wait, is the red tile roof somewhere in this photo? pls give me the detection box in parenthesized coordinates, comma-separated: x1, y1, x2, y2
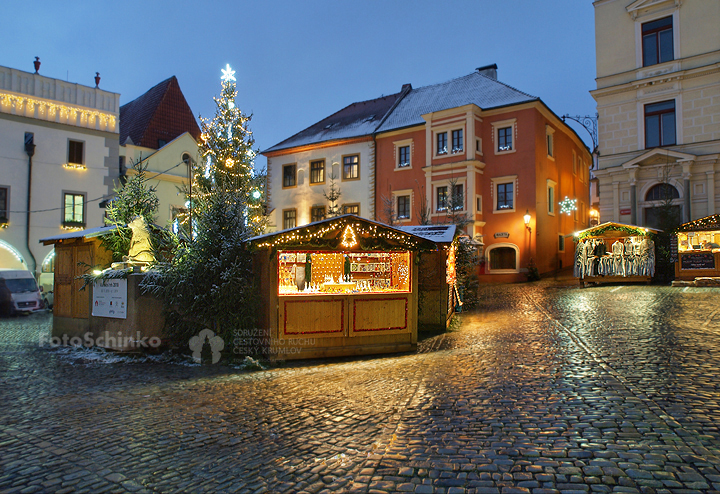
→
(120, 76, 201, 149)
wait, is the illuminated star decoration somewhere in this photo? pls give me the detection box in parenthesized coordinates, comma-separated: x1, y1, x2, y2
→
(221, 64, 236, 83)
(559, 196, 577, 215)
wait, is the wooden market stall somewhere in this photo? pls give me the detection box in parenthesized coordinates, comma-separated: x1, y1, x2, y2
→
(573, 222, 660, 286)
(674, 214, 720, 280)
(40, 226, 115, 338)
(248, 215, 438, 360)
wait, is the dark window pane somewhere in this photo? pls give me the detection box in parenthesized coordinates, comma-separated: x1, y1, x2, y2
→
(0, 187, 7, 217)
(643, 16, 672, 33)
(68, 141, 83, 164)
(659, 29, 673, 63)
(643, 34, 658, 66)
(497, 182, 513, 210)
(310, 160, 325, 184)
(311, 206, 325, 222)
(662, 111, 676, 145)
(645, 183, 679, 201)
(437, 133, 447, 154)
(452, 129, 463, 151)
(397, 196, 410, 219)
(498, 127, 512, 151)
(398, 146, 410, 167)
(437, 186, 448, 211)
(647, 100, 675, 113)
(343, 204, 359, 215)
(452, 184, 463, 210)
(283, 165, 296, 187)
(283, 210, 296, 229)
(645, 115, 660, 148)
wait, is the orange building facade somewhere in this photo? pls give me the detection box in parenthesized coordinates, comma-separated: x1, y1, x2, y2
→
(263, 67, 592, 282)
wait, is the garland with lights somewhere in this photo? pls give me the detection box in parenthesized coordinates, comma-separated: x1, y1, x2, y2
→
(0, 92, 116, 131)
(675, 214, 720, 233)
(250, 217, 436, 254)
(576, 224, 654, 241)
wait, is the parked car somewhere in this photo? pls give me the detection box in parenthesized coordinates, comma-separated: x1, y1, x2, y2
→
(0, 269, 44, 315)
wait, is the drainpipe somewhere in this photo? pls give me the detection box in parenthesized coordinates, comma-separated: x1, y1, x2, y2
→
(24, 135, 37, 276)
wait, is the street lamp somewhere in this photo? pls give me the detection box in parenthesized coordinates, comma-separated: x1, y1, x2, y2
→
(524, 209, 532, 233)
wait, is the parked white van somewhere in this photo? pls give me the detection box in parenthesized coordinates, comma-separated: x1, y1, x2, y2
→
(0, 269, 44, 315)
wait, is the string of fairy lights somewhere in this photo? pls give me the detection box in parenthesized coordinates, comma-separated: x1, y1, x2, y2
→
(252, 218, 429, 251)
(0, 91, 117, 131)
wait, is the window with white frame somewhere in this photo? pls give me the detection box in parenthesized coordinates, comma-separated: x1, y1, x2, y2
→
(644, 100, 676, 148)
(436, 132, 448, 156)
(492, 176, 517, 213)
(642, 16, 673, 67)
(546, 126, 555, 158)
(436, 186, 448, 211)
(397, 195, 410, 220)
(451, 183, 464, 211)
(572, 151, 577, 175)
(451, 129, 463, 154)
(492, 118, 517, 155)
(63, 192, 85, 225)
(547, 180, 556, 215)
(394, 139, 413, 169)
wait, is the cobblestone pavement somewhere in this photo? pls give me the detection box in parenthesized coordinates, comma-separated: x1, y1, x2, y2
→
(1, 283, 720, 494)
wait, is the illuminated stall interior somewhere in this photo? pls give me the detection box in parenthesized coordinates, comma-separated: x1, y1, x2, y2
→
(674, 214, 720, 280)
(248, 215, 438, 360)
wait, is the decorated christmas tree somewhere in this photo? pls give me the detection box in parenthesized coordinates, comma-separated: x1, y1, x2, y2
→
(144, 64, 267, 351)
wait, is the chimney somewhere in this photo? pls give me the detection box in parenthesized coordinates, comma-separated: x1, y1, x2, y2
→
(401, 83, 412, 92)
(95, 72, 101, 88)
(476, 64, 497, 80)
(33, 57, 41, 74)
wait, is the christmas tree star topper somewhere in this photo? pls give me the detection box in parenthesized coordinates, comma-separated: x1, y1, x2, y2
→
(221, 64, 236, 83)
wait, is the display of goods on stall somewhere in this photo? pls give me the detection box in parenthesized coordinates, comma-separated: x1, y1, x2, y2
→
(573, 222, 660, 284)
(674, 214, 720, 280)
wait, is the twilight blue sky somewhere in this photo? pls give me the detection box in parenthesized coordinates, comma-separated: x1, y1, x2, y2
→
(3, 1, 598, 166)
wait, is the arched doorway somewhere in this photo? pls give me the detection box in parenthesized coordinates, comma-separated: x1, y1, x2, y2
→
(643, 183, 681, 230)
(0, 240, 28, 270)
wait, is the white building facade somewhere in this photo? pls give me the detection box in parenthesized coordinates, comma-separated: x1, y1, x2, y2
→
(0, 63, 119, 279)
(265, 139, 376, 230)
(591, 0, 720, 228)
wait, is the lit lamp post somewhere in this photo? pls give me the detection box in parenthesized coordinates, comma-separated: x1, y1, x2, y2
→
(524, 209, 532, 233)
(589, 208, 600, 227)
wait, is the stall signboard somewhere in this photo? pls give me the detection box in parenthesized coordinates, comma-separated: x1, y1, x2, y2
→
(680, 252, 716, 270)
(92, 279, 128, 319)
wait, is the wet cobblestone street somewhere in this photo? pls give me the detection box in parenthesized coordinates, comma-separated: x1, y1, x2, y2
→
(1, 283, 719, 494)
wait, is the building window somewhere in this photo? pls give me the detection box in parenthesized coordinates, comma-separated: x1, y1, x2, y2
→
(343, 204, 359, 215)
(476, 195, 482, 214)
(496, 182, 513, 211)
(645, 100, 676, 148)
(282, 164, 296, 188)
(451, 129, 463, 153)
(436, 186, 448, 211)
(498, 127, 513, 152)
(310, 206, 326, 222)
(68, 140, 84, 165)
(343, 155, 359, 180)
(546, 126, 555, 158)
(642, 16, 673, 67)
(452, 184, 463, 211)
(558, 234, 565, 253)
(547, 181, 556, 215)
(572, 151, 577, 175)
(283, 209, 296, 229)
(63, 193, 85, 225)
(397, 195, 410, 219)
(436, 132, 448, 155)
(310, 160, 325, 184)
(398, 145, 410, 168)
(646, 183, 680, 201)
(0, 187, 8, 221)
(488, 245, 518, 271)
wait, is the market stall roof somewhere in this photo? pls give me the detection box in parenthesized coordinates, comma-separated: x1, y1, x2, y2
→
(676, 214, 720, 232)
(573, 222, 661, 240)
(247, 215, 438, 252)
(39, 225, 118, 246)
(396, 224, 456, 244)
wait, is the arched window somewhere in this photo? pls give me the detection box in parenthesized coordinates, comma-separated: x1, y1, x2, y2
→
(645, 183, 679, 202)
(486, 243, 519, 273)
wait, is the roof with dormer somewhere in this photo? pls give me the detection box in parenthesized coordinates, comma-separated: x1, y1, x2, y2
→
(376, 71, 537, 132)
(262, 92, 404, 154)
(262, 70, 538, 155)
(120, 76, 201, 150)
